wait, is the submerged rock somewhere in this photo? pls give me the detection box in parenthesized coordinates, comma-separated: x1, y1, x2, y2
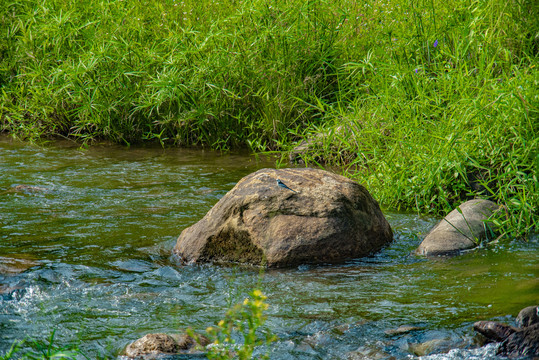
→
(415, 199, 500, 256)
(347, 345, 392, 359)
(174, 168, 393, 268)
(407, 338, 452, 356)
(6, 184, 48, 194)
(384, 325, 422, 336)
(0, 256, 40, 274)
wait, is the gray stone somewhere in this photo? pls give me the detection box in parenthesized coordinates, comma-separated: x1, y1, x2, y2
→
(472, 305, 539, 359)
(125, 333, 179, 358)
(473, 321, 518, 342)
(498, 323, 539, 358)
(516, 305, 539, 328)
(174, 168, 393, 268)
(124, 333, 208, 359)
(384, 325, 422, 336)
(415, 199, 500, 256)
(408, 338, 452, 356)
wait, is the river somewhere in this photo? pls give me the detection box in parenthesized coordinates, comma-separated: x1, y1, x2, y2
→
(1, 135, 537, 359)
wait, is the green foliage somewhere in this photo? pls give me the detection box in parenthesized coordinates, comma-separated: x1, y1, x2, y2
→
(277, 0, 538, 238)
(0, 0, 537, 236)
(0, 331, 83, 360)
(196, 289, 276, 360)
(0, 0, 334, 147)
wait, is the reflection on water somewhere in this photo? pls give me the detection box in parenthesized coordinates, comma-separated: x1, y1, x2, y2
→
(1, 136, 537, 359)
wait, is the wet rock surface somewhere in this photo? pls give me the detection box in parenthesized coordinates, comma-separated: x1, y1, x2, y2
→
(5, 184, 48, 194)
(123, 333, 208, 359)
(174, 168, 393, 267)
(384, 325, 423, 336)
(0, 256, 40, 275)
(497, 323, 539, 359)
(473, 305, 539, 359)
(415, 199, 500, 256)
(516, 305, 539, 328)
(474, 321, 518, 342)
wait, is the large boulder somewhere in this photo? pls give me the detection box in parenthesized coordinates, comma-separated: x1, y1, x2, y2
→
(174, 168, 393, 267)
(415, 199, 500, 256)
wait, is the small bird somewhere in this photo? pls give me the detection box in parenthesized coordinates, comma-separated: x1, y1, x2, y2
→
(276, 179, 298, 193)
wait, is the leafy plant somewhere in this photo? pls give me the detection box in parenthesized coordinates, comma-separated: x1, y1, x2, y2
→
(192, 289, 276, 360)
(0, 331, 83, 360)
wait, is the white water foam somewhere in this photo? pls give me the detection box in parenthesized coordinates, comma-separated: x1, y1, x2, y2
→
(410, 343, 499, 360)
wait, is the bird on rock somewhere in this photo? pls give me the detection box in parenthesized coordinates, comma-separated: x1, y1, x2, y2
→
(276, 178, 298, 193)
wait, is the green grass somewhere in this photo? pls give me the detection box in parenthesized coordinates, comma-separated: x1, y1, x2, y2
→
(1, 0, 537, 236)
(274, 0, 538, 238)
(0, 0, 334, 147)
(0, 331, 83, 360)
(191, 289, 276, 360)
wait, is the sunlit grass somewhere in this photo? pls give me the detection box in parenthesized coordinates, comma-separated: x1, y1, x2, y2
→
(0, 0, 537, 236)
(0, 331, 83, 360)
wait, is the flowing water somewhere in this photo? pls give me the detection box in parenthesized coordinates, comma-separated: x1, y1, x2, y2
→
(1, 135, 537, 359)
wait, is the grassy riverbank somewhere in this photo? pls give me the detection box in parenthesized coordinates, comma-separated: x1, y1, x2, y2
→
(1, 0, 537, 236)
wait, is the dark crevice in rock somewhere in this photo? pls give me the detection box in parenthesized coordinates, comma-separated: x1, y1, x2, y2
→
(201, 228, 264, 265)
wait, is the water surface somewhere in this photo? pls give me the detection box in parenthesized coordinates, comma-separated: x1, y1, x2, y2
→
(1, 136, 537, 359)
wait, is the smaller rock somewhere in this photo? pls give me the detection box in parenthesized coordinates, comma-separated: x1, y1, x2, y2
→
(472, 306, 539, 359)
(125, 333, 178, 358)
(124, 332, 208, 359)
(347, 345, 392, 360)
(0, 256, 40, 274)
(384, 325, 422, 336)
(415, 199, 500, 256)
(516, 305, 539, 328)
(0, 285, 24, 298)
(408, 338, 451, 356)
(7, 184, 47, 193)
(497, 323, 539, 358)
(473, 321, 518, 342)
